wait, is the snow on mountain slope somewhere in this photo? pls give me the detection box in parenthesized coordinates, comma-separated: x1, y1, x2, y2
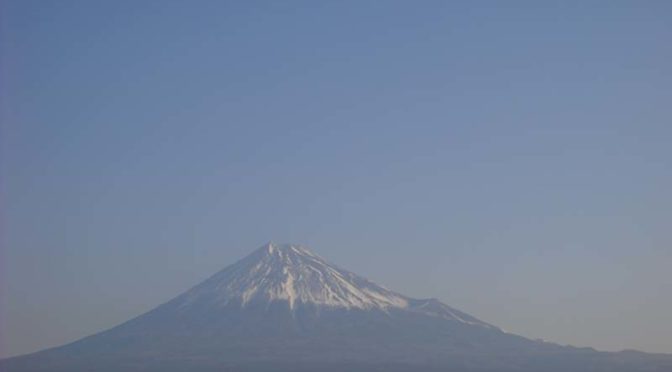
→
(177, 243, 407, 310)
(173, 242, 495, 328)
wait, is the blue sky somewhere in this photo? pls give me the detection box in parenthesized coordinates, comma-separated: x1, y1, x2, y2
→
(1, 0, 671, 357)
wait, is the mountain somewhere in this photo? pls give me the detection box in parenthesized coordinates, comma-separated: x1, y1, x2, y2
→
(2, 243, 671, 372)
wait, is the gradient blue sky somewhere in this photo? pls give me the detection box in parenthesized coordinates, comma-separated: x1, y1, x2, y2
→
(1, 0, 671, 358)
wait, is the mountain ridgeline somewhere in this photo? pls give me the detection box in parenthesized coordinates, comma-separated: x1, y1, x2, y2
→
(2, 243, 671, 372)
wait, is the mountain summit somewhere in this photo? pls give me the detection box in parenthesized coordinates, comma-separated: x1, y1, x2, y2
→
(175, 242, 490, 327)
(179, 242, 410, 310)
(2, 243, 671, 372)
(173, 243, 492, 327)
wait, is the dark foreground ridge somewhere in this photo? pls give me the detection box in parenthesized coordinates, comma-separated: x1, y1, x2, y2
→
(2, 243, 671, 372)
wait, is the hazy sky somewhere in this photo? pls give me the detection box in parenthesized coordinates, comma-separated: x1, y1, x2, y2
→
(1, 0, 671, 358)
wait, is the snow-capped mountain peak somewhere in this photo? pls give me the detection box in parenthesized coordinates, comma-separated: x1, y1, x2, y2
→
(170, 243, 495, 329)
(178, 243, 409, 310)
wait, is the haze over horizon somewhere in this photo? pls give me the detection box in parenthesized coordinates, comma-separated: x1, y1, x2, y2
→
(1, 0, 671, 359)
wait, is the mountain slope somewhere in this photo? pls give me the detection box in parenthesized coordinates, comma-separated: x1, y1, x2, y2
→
(2, 243, 671, 372)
